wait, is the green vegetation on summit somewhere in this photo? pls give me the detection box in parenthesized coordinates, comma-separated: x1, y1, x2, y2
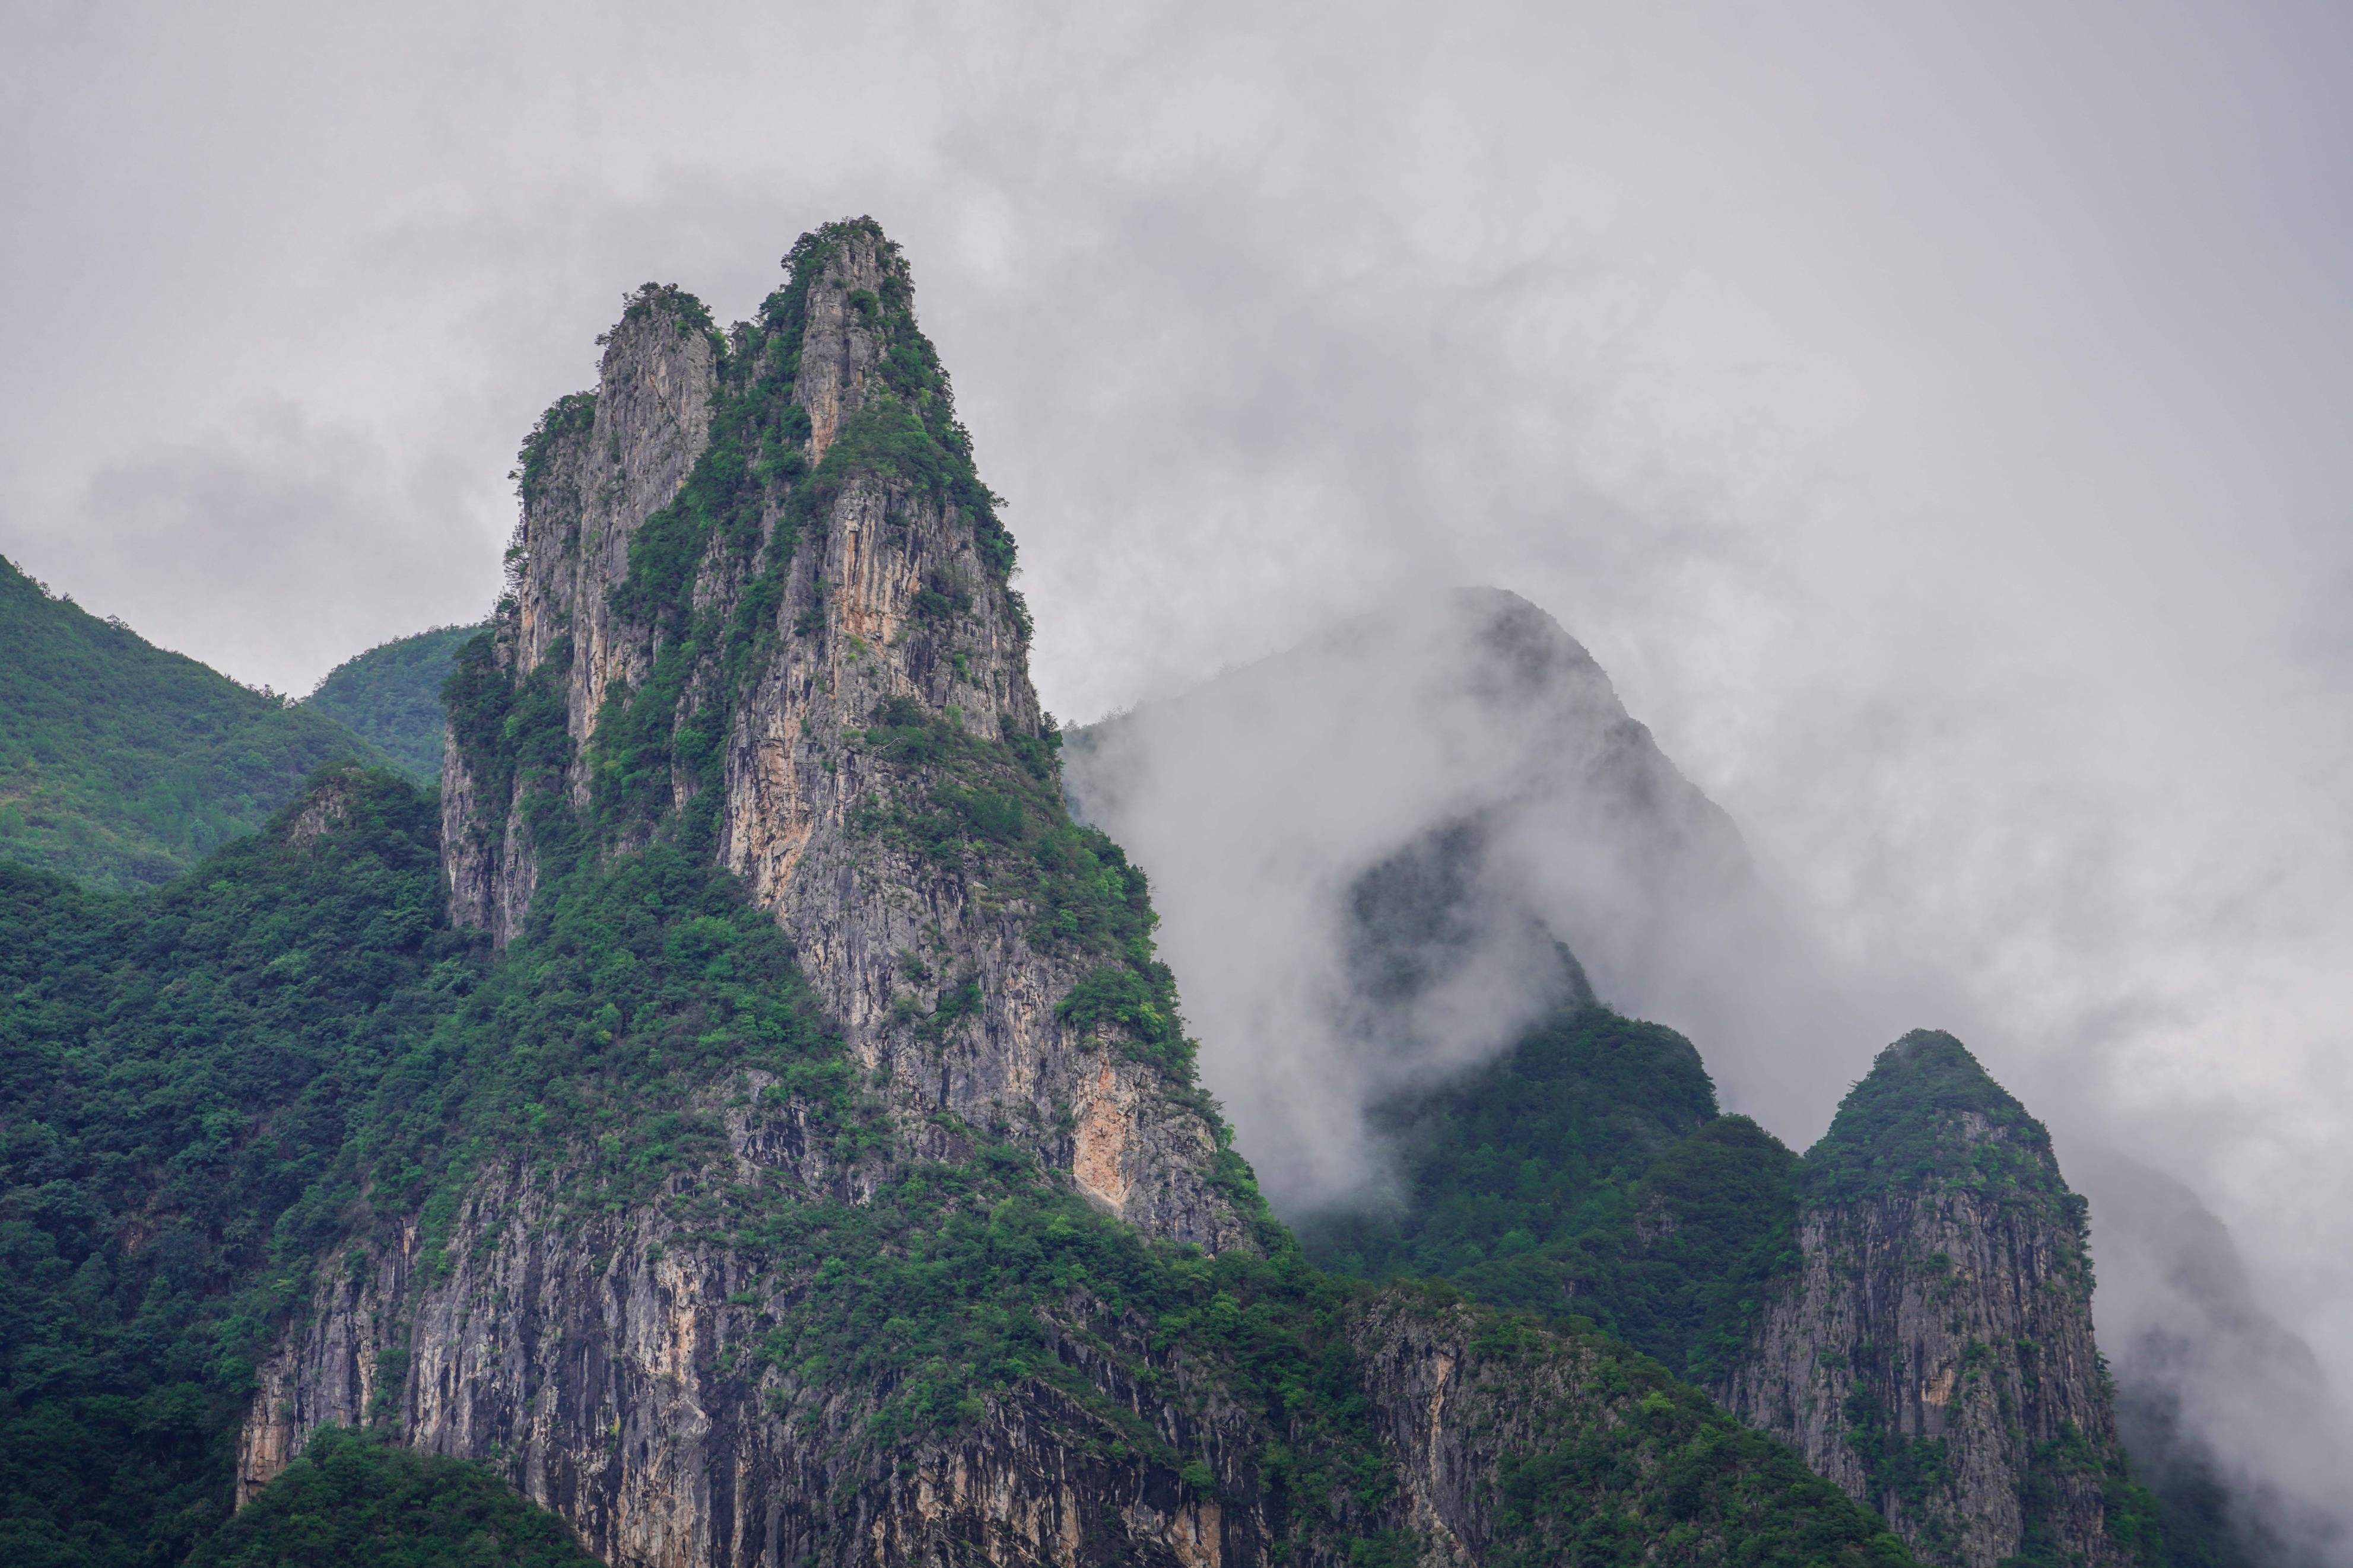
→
(0, 555, 385, 890)
(1297, 1006, 1803, 1387)
(303, 625, 484, 783)
(1802, 1028, 2084, 1224)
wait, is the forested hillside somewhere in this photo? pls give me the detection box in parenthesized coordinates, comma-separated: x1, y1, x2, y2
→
(1297, 1009, 2249, 1568)
(0, 220, 1941, 1568)
(303, 625, 482, 783)
(0, 761, 1917, 1568)
(1294, 1004, 1804, 1387)
(0, 556, 384, 889)
(0, 767, 450, 1565)
(0, 217, 2219, 1568)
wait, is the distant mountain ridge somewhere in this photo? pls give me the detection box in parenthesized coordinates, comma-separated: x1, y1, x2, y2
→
(0, 553, 386, 889)
(303, 623, 484, 783)
(1067, 588, 2292, 1568)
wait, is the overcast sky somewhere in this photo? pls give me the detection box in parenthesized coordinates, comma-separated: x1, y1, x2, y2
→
(5, 0, 2349, 1391)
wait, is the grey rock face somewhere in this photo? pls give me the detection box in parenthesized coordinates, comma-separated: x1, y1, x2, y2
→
(240, 1080, 1300, 1567)
(443, 290, 720, 947)
(437, 227, 1235, 1251)
(250, 224, 1257, 1564)
(1717, 1032, 2130, 1568)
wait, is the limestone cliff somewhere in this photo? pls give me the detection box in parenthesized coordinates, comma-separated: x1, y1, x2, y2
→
(1718, 1032, 2136, 1568)
(237, 220, 1921, 1568)
(439, 223, 1230, 1249)
(251, 219, 1253, 1559)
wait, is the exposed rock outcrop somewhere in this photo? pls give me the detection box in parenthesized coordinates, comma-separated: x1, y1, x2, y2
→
(1718, 1031, 2132, 1568)
(239, 220, 1925, 1568)
(437, 222, 1233, 1250)
(244, 220, 1271, 1562)
(1348, 1292, 1909, 1567)
(240, 1084, 1310, 1567)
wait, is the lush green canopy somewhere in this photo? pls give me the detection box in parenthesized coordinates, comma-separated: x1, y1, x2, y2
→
(0, 556, 382, 889)
(303, 625, 484, 784)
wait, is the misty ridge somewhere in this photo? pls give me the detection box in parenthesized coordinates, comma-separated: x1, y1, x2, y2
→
(1065, 583, 2353, 1564)
(5, 5, 2352, 1567)
(1, 187, 2345, 1565)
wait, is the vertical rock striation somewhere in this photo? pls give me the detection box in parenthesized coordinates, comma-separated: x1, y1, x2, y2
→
(1717, 1031, 2135, 1568)
(238, 219, 1927, 1568)
(437, 221, 1232, 1248)
(247, 220, 1264, 1563)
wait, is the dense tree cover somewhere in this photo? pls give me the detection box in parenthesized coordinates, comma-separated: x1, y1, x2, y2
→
(188, 1427, 595, 1568)
(0, 769, 451, 1567)
(1802, 1030, 2085, 1230)
(302, 625, 484, 783)
(1443, 1302, 1912, 1568)
(0, 556, 385, 889)
(1310, 1013, 2244, 1566)
(0, 764, 852, 1567)
(1295, 1006, 1803, 1385)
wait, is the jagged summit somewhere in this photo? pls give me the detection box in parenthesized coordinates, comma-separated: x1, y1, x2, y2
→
(243, 218, 1259, 1555)
(435, 217, 1231, 1248)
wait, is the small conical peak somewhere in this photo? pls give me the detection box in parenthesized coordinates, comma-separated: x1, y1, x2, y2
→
(1805, 1028, 2075, 1216)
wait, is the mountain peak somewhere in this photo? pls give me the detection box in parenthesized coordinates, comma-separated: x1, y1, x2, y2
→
(1805, 1028, 2072, 1218)
(1723, 1033, 2122, 1567)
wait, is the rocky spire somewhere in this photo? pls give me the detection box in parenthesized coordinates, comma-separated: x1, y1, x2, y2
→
(240, 222, 1925, 1568)
(1717, 1031, 2141, 1568)
(440, 218, 1236, 1246)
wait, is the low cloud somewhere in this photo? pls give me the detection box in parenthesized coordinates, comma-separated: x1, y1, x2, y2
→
(5, 411, 498, 691)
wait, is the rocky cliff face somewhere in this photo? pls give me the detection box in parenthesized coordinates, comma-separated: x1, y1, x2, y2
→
(252, 219, 1250, 1558)
(239, 1095, 1311, 1568)
(440, 224, 1231, 1249)
(1718, 1031, 2133, 1568)
(237, 220, 1917, 1568)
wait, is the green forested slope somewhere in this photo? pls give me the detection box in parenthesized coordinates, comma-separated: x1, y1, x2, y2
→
(188, 1428, 596, 1568)
(1295, 1006, 1804, 1385)
(0, 768, 450, 1568)
(302, 625, 482, 783)
(0, 219, 1923, 1566)
(0, 557, 385, 889)
(0, 760, 1916, 1568)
